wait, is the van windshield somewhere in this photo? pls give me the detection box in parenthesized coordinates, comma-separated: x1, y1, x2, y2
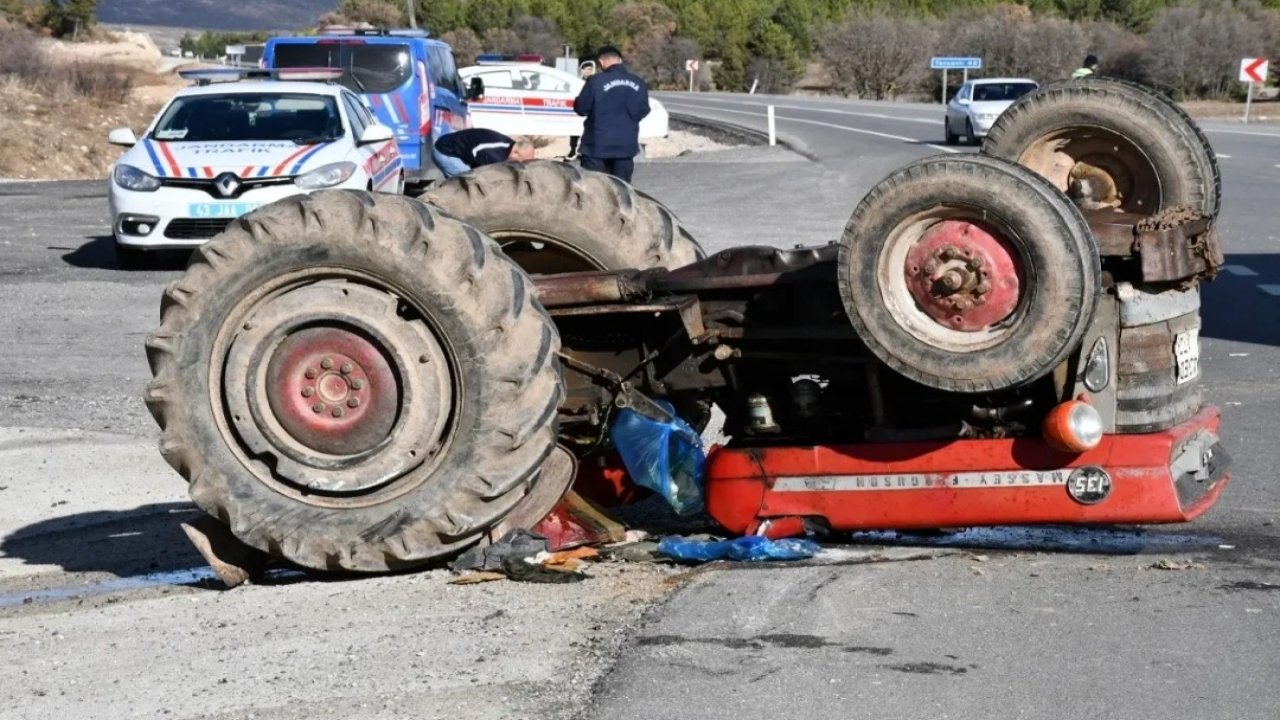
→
(274, 42, 412, 94)
(151, 93, 343, 144)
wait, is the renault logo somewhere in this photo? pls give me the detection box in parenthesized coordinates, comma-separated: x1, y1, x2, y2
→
(214, 173, 241, 198)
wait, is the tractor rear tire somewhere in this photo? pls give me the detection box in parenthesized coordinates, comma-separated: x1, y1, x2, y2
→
(424, 160, 704, 273)
(144, 190, 564, 572)
(839, 154, 1100, 394)
(982, 78, 1220, 218)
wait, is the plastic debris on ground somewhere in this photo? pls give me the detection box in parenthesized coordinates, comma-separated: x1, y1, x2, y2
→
(609, 401, 706, 516)
(501, 554, 588, 583)
(657, 534, 822, 563)
(448, 571, 507, 585)
(449, 529, 549, 573)
(532, 490, 627, 551)
(448, 529, 605, 584)
(600, 540, 664, 563)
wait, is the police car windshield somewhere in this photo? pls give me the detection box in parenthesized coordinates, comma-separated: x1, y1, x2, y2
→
(970, 83, 1038, 102)
(274, 43, 412, 94)
(151, 93, 344, 144)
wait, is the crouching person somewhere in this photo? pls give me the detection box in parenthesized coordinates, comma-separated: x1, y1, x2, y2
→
(433, 129, 536, 178)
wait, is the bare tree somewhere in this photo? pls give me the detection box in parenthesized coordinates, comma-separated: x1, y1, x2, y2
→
(482, 14, 564, 62)
(818, 14, 937, 99)
(608, 2, 677, 49)
(318, 0, 404, 28)
(1146, 3, 1277, 99)
(1086, 20, 1152, 85)
(441, 27, 482, 67)
(938, 5, 1087, 84)
(746, 56, 799, 94)
(629, 34, 699, 89)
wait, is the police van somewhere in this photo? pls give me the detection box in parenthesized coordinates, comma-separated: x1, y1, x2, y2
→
(264, 27, 479, 186)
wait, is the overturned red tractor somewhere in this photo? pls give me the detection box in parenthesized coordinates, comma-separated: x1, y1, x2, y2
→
(146, 79, 1228, 572)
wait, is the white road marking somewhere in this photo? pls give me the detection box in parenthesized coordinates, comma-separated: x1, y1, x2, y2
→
(672, 94, 938, 125)
(1222, 264, 1259, 276)
(1258, 284, 1280, 296)
(1216, 154, 1232, 159)
(1203, 127, 1280, 138)
(665, 100, 960, 154)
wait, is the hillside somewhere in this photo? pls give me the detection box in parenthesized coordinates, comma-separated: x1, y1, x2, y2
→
(96, 0, 337, 30)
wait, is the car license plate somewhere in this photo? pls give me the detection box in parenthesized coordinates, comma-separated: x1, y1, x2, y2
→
(188, 202, 261, 219)
(1174, 327, 1200, 385)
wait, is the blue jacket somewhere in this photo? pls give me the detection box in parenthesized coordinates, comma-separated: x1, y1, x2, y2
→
(573, 64, 650, 159)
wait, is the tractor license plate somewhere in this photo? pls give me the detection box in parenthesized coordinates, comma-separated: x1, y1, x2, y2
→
(1174, 327, 1200, 385)
(188, 202, 261, 219)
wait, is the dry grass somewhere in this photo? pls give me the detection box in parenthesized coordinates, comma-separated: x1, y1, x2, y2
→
(1181, 99, 1280, 124)
(0, 28, 135, 104)
(0, 30, 170, 179)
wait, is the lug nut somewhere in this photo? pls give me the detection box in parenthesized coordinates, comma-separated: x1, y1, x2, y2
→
(350, 379, 364, 390)
(301, 387, 315, 398)
(975, 281, 991, 295)
(968, 256, 984, 269)
(311, 403, 325, 414)
(331, 407, 345, 418)
(304, 368, 318, 380)
(347, 398, 360, 408)
(340, 362, 353, 375)
(320, 359, 333, 370)
(939, 270, 965, 292)
(924, 261, 939, 275)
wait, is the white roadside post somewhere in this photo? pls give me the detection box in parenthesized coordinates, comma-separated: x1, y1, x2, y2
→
(767, 105, 777, 146)
(1240, 57, 1270, 124)
(686, 59, 699, 93)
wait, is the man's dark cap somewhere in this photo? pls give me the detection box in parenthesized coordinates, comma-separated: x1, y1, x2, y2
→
(1084, 54, 1098, 66)
(597, 45, 623, 60)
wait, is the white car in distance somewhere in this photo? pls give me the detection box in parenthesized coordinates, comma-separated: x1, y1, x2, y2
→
(106, 67, 403, 268)
(459, 62, 669, 142)
(944, 78, 1039, 145)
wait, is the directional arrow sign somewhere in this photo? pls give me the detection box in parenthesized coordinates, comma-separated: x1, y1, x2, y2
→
(1240, 57, 1269, 84)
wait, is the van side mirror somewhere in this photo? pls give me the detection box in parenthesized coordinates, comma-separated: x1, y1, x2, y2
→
(467, 76, 484, 101)
(107, 127, 138, 147)
(359, 124, 395, 145)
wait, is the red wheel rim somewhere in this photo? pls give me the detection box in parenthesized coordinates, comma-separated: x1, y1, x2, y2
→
(266, 327, 400, 457)
(903, 219, 1022, 332)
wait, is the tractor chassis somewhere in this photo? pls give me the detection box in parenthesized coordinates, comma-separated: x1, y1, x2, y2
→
(533, 209, 1229, 536)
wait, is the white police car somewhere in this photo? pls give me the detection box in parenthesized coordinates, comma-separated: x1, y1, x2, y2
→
(107, 68, 403, 266)
(459, 59, 669, 142)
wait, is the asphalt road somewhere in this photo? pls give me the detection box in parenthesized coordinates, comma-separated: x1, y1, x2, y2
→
(580, 92, 1280, 719)
(1, 92, 1278, 719)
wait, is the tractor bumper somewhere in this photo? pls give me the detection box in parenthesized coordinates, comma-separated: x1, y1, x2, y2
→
(706, 407, 1228, 535)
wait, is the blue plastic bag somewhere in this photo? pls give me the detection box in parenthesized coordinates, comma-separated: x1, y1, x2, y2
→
(657, 535, 822, 563)
(609, 402, 706, 515)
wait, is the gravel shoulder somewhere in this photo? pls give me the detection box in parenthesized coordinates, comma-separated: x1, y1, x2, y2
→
(0, 425, 685, 720)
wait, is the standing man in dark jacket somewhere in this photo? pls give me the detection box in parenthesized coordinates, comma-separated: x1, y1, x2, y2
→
(573, 45, 649, 183)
